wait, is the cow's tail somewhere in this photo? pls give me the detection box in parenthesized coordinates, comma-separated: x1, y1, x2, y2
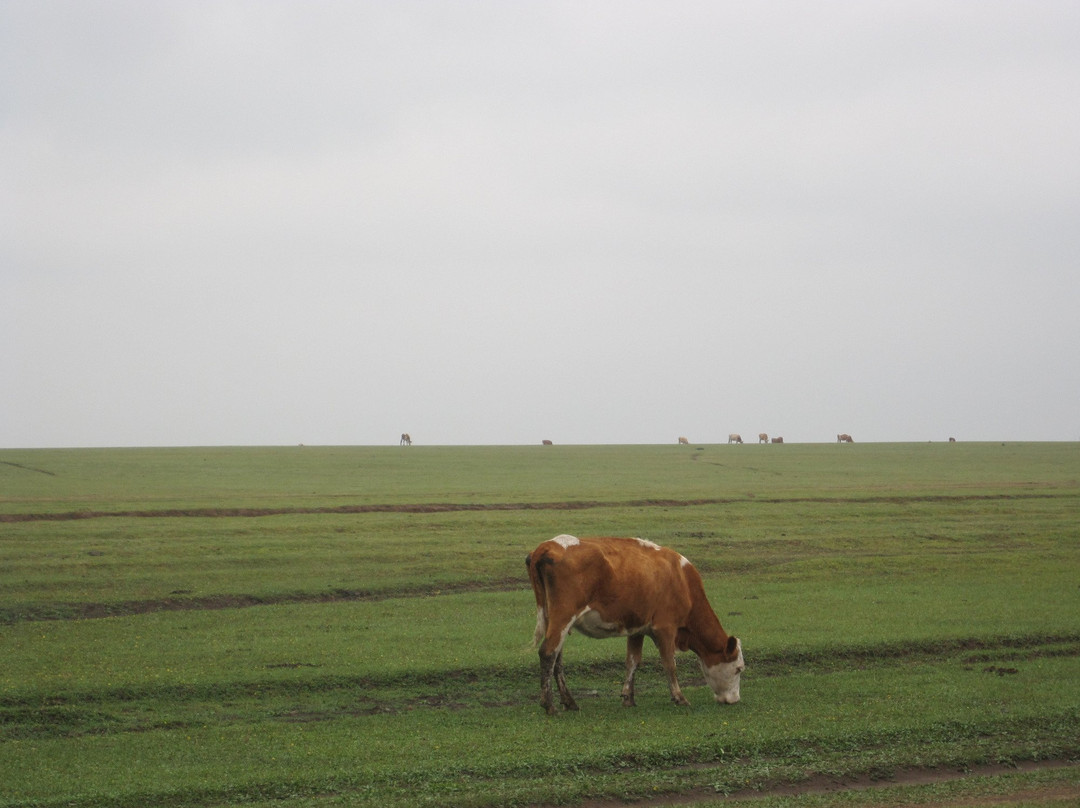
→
(525, 550, 553, 648)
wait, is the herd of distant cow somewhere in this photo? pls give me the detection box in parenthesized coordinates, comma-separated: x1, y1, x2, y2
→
(683, 433, 956, 444)
(401, 433, 962, 446)
(678, 433, 853, 445)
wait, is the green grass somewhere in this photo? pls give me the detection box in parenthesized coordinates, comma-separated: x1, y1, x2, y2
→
(0, 442, 1078, 807)
(692, 765, 1080, 807)
(2, 494, 1074, 622)
(3, 442, 1076, 514)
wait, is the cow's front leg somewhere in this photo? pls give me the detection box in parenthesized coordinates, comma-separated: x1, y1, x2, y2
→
(554, 650, 578, 711)
(622, 635, 644, 706)
(654, 632, 690, 706)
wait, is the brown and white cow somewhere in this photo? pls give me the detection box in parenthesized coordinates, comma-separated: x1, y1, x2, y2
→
(678, 436, 689, 445)
(525, 535, 744, 714)
(837, 433, 853, 443)
(771, 436, 784, 444)
(758, 433, 768, 444)
(728, 433, 743, 444)
(400, 433, 412, 446)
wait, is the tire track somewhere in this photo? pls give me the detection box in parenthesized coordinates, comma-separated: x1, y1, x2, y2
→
(0, 492, 1064, 523)
(1, 578, 523, 624)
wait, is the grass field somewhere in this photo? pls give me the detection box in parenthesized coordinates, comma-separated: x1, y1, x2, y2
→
(1, 442, 1078, 807)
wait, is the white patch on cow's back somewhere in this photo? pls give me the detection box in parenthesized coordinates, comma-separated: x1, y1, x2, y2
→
(552, 534, 579, 549)
(679, 554, 691, 568)
(633, 537, 661, 550)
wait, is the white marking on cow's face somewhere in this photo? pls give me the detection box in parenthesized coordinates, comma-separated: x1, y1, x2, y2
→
(633, 537, 661, 550)
(552, 534, 579, 549)
(700, 639, 744, 704)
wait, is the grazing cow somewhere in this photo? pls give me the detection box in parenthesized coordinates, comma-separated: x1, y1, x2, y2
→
(678, 436, 689, 445)
(728, 433, 743, 444)
(525, 535, 744, 714)
(758, 433, 768, 444)
(542, 439, 553, 446)
(771, 436, 784, 444)
(400, 433, 412, 446)
(949, 437, 956, 443)
(837, 433, 853, 443)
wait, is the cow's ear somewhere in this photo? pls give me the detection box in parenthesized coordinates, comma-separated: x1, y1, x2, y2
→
(725, 635, 739, 660)
(676, 628, 691, 652)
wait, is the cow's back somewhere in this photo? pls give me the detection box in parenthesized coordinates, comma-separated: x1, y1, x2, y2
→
(528, 536, 693, 630)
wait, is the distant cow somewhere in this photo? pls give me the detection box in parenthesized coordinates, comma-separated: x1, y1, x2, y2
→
(400, 433, 412, 446)
(678, 436, 689, 445)
(728, 433, 743, 444)
(837, 433, 853, 443)
(526, 535, 744, 714)
(949, 437, 956, 443)
(542, 439, 553, 446)
(758, 433, 768, 444)
(771, 436, 784, 444)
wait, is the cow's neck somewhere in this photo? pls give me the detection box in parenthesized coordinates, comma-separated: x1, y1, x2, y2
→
(685, 602, 732, 660)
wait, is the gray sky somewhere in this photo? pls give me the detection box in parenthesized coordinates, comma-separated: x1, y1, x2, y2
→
(3, 1, 1079, 447)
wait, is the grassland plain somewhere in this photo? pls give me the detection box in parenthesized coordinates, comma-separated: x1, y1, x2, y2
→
(0, 442, 1078, 807)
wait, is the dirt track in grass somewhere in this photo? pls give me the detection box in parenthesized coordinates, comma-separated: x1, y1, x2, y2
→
(565, 760, 1080, 807)
(19, 577, 525, 622)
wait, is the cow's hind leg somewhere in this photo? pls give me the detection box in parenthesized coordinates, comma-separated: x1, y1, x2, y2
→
(538, 646, 560, 715)
(554, 651, 578, 711)
(539, 640, 578, 714)
(622, 635, 644, 707)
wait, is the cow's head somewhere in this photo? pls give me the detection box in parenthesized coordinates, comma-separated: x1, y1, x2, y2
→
(699, 636, 744, 704)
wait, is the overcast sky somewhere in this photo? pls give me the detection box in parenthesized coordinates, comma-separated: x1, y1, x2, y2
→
(3, 2, 1078, 448)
